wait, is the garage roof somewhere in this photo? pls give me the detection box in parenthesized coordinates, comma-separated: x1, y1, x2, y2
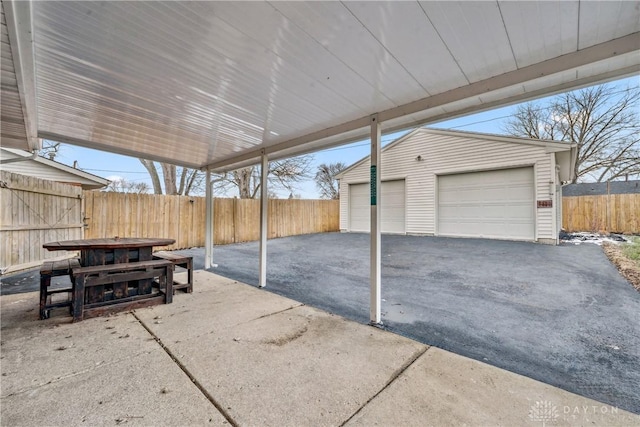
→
(335, 127, 578, 179)
(2, 1, 638, 172)
(0, 148, 110, 189)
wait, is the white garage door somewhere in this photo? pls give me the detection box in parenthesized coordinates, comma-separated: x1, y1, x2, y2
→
(349, 180, 405, 233)
(438, 168, 534, 240)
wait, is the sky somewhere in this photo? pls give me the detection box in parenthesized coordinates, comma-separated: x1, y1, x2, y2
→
(49, 76, 638, 199)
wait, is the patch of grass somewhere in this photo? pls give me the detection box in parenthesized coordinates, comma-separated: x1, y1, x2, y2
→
(621, 236, 640, 264)
(603, 241, 640, 292)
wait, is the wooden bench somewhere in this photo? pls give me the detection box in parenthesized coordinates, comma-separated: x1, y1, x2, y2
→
(153, 251, 193, 293)
(71, 259, 173, 322)
(40, 258, 81, 319)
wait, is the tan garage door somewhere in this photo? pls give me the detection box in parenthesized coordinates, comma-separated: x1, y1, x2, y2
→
(349, 180, 405, 233)
(438, 168, 534, 240)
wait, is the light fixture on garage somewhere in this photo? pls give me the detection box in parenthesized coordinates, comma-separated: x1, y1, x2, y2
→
(416, 155, 423, 161)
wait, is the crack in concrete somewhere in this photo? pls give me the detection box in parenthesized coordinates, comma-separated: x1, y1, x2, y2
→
(1, 350, 152, 399)
(339, 345, 432, 426)
(246, 303, 303, 323)
(132, 312, 239, 427)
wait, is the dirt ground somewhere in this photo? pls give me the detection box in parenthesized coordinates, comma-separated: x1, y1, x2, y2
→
(603, 242, 640, 292)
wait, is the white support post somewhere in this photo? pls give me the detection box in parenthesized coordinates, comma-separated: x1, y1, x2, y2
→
(370, 114, 382, 325)
(259, 152, 268, 288)
(204, 167, 213, 269)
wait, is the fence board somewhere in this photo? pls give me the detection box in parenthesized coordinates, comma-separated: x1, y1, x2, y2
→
(562, 194, 640, 234)
(214, 198, 235, 244)
(234, 199, 260, 243)
(0, 171, 83, 273)
(82, 192, 340, 249)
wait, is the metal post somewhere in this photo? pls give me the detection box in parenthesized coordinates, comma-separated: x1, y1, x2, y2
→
(204, 167, 213, 269)
(370, 114, 382, 325)
(259, 152, 268, 288)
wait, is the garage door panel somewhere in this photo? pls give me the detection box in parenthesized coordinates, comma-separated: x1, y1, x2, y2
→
(506, 185, 533, 198)
(349, 180, 405, 233)
(349, 184, 370, 232)
(438, 168, 534, 240)
(382, 206, 405, 217)
(509, 204, 535, 218)
(484, 187, 507, 199)
(482, 204, 512, 218)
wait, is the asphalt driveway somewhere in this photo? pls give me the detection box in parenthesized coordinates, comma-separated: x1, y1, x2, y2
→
(190, 233, 640, 414)
(2, 232, 639, 413)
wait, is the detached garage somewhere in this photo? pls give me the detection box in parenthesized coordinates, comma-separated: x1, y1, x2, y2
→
(337, 128, 577, 244)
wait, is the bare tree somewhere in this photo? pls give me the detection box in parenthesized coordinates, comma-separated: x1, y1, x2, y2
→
(39, 140, 61, 160)
(504, 84, 640, 183)
(103, 177, 150, 194)
(315, 162, 346, 199)
(138, 160, 205, 196)
(214, 155, 313, 199)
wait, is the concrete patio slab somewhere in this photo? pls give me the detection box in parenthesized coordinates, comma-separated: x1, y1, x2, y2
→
(2, 270, 638, 426)
(157, 305, 426, 426)
(0, 294, 227, 426)
(0, 309, 156, 397)
(1, 348, 228, 426)
(135, 270, 303, 343)
(137, 270, 427, 426)
(346, 347, 640, 427)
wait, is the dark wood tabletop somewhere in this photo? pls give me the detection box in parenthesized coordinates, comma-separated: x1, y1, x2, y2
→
(43, 237, 175, 251)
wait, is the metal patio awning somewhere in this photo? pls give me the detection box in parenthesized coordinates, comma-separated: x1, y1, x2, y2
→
(1, 1, 639, 171)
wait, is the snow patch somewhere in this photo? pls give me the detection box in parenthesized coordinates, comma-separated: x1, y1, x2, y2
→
(560, 232, 627, 246)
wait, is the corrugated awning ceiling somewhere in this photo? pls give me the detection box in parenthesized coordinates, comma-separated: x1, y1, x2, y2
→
(1, 2, 29, 151)
(2, 1, 639, 171)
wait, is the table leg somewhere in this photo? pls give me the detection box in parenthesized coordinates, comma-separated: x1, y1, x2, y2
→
(39, 274, 51, 319)
(113, 248, 129, 298)
(73, 274, 85, 322)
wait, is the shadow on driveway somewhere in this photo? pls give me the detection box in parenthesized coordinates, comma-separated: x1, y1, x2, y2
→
(2, 232, 639, 414)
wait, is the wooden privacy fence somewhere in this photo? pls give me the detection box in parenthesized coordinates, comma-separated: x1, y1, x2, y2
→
(84, 192, 206, 251)
(1, 171, 83, 273)
(562, 194, 640, 234)
(83, 192, 340, 250)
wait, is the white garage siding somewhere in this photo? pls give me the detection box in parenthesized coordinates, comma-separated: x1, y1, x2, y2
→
(339, 128, 563, 243)
(349, 180, 406, 233)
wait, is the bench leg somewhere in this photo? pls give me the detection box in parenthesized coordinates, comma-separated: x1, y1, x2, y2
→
(69, 275, 76, 315)
(39, 275, 51, 320)
(73, 275, 85, 322)
(186, 259, 193, 293)
(165, 266, 173, 304)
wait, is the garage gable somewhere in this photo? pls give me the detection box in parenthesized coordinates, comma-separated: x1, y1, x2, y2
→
(338, 128, 574, 243)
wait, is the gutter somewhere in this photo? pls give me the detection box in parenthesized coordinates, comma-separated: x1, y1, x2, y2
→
(0, 150, 38, 165)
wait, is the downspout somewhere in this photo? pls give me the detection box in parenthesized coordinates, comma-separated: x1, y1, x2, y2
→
(570, 145, 578, 183)
(555, 164, 562, 245)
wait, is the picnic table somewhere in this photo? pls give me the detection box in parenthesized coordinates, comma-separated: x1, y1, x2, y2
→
(43, 237, 175, 266)
(43, 237, 176, 321)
